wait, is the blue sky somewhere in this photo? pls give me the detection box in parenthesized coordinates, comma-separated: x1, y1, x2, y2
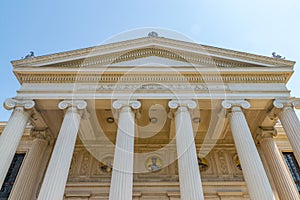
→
(0, 0, 300, 120)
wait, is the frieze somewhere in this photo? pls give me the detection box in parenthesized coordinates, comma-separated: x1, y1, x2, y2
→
(94, 84, 213, 91)
(70, 83, 229, 92)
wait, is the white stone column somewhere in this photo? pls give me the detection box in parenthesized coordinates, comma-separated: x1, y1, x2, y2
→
(257, 128, 299, 200)
(38, 100, 87, 200)
(109, 100, 141, 200)
(274, 99, 300, 164)
(0, 98, 35, 188)
(168, 100, 204, 200)
(9, 131, 51, 200)
(222, 100, 275, 200)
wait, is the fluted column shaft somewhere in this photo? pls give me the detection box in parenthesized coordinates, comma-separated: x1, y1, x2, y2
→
(109, 100, 141, 200)
(38, 100, 86, 200)
(169, 100, 204, 200)
(274, 99, 300, 164)
(0, 99, 35, 188)
(9, 136, 48, 200)
(258, 130, 299, 200)
(222, 100, 275, 200)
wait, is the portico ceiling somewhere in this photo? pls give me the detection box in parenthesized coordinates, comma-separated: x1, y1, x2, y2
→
(34, 98, 275, 152)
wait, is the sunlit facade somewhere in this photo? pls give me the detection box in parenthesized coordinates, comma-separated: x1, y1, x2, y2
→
(0, 35, 300, 199)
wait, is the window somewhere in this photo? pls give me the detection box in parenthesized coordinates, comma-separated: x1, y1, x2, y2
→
(283, 152, 300, 193)
(0, 154, 25, 200)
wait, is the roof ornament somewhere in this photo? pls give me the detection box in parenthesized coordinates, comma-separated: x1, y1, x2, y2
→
(272, 52, 285, 59)
(148, 31, 158, 37)
(23, 51, 35, 59)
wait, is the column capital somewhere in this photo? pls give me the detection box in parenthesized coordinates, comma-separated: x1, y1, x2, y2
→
(221, 99, 250, 110)
(256, 127, 277, 143)
(58, 100, 87, 110)
(168, 99, 197, 110)
(293, 98, 300, 109)
(31, 130, 54, 145)
(273, 98, 300, 110)
(112, 100, 141, 110)
(4, 98, 35, 110)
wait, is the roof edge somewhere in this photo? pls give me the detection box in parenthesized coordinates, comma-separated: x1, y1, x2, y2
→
(11, 36, 296, 67)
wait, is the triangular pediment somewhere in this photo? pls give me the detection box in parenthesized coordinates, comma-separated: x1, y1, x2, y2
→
(12, 36, 294, 69)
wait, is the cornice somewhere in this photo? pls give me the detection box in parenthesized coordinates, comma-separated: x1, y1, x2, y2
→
(11, 37, 295, 68)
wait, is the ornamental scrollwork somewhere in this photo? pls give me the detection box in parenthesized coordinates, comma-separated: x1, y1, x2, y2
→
(58, 100, 87, 110)
(273, 98, 300, 109)
(221, 100, 251, 109)
(168, 99, 197, 110)
(112, 100, 141, 110)
(4, 98, 35, 110)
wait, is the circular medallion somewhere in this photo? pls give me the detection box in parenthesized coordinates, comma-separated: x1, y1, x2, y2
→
(100, 157, 113, 173)
(146, 157, 163, 172)
(198, 157, 209, 171)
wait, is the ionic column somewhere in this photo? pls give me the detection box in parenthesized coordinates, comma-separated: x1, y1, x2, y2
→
(0, 98, 35, 188)
(168, 100, 204, 200)
(109, 100, 141, 200)
(222, 100, 275, 200)
(257, 128, 299, 200)
(274, 99, 300, 164)
(9, 131, 51, 200)
(38, 100, 87, 200)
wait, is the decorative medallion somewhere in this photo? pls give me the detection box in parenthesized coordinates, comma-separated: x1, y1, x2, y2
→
(99, 157, 113, 173)
(234, 155, 242, 170)
(146, 157, 163, 172)
(198, 157, 209, 171)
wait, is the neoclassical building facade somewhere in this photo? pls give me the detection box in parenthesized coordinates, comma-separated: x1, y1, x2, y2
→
(0, 34, 300, 200)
